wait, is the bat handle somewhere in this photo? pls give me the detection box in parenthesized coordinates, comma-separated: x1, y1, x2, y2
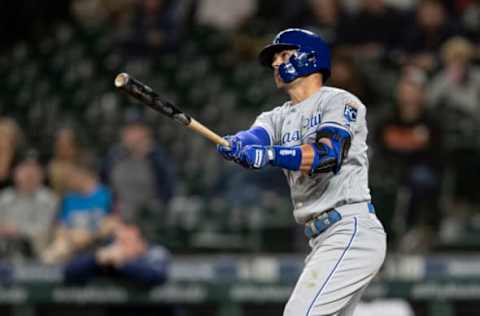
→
(188, 119, 230, 147)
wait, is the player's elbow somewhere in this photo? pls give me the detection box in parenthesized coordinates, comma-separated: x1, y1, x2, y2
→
(310, 127, 352, 175)
(301, 138, 350, 175)
(308, 143, 340, 175)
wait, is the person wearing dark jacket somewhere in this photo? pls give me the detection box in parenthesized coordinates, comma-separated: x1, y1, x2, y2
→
(101, 120, 175, 225)
(64, 220, 170, 286)
(376, 70, 443, 252)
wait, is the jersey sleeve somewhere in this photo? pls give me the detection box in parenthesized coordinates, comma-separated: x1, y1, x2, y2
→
(319, 92, 364, 138)
(251, 107, 283, 145)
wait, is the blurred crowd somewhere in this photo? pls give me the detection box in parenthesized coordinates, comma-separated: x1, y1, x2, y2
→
(0, 0, 479, 278)
(0, 118, 170, 285)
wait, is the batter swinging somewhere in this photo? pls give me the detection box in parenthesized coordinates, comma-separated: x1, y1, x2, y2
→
(217, 29, 387, 316)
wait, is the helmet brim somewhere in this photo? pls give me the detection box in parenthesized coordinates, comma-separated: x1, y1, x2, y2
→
(258, 43, 299, 68)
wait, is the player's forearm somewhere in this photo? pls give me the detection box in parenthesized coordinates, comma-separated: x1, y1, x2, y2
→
(239, 125, 352, 173)
(268, 143, 336, 174)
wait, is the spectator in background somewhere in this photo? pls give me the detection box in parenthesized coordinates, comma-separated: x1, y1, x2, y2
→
(71, 0, 134, 29)
(401, 0, 460, 72)
(64, 220, 170, 286)
(123, 0, 184, 57)
(427, 37, 480, 207)
(427, 37, 480, 117)
(0, 118, 24, 189)
(376, 69, 443, 252)
(0, 152, 58, 261)
(234, 0, 306, 37)
(42, 160, 113, 264)
(42, 160, 169, 286)
(329, 53, 376, 106)
(196, 0, 255, 31)
(101, 120, 174, 225)
(48, 127, 89, 196)
(253, 0, 306, 33)
(289, 0, 344, 44)
(337, 0, 404, 59)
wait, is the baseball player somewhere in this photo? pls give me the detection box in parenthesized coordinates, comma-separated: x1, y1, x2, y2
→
(217, 29, 387, 316)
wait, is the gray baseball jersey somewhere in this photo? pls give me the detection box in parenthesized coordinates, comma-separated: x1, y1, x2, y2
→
(253, 86, 371, 224)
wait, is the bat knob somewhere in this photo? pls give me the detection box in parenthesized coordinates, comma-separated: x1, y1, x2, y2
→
(115, 73, 130, 88)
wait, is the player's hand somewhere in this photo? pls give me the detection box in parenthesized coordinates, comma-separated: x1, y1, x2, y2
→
(238, 145, 273, 169)
(216, 135, 242, 161)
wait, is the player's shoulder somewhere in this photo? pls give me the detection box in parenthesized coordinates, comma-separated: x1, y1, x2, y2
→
(258, 101, 291, 117)
(322, 86, 365, 109)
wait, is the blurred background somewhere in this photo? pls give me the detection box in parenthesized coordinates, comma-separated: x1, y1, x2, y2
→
(0, 0, 479, 315)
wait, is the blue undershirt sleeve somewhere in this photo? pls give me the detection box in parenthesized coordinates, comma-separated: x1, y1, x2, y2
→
(236, 126, 271, 146)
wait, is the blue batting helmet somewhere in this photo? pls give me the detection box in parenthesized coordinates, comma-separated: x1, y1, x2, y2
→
(258, 28, 331, 83)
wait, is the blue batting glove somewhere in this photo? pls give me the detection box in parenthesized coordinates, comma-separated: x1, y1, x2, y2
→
(238, 145, 274, 169)
(216, 136, 242, 161)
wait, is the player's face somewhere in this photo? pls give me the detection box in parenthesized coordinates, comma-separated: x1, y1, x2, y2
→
(272, 49, 297, 88)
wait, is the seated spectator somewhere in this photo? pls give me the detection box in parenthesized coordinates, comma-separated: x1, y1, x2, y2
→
(427, 37, 480, 117)
(42, 160, 113, 264)
(401, 0, 460, 72)
(375, 69, 443, 252)
(101, 120, 174, 225)
(337, 0, 404, 59)
(0, 152, 58, 261)
(64, 221, 170, 286)
(427, 37, 480, 206)
(0, 117, 25, 189)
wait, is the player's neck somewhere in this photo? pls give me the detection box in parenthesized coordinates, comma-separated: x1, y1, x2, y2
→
(287, 74, 323, 105)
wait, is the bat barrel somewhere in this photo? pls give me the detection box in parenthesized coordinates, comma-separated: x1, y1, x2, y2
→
(115, 72, 158, 107)
(114, 72, 228, 147)
(114, 73, 130, 88)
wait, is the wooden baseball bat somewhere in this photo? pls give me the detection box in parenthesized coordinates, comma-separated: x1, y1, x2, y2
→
(114, 73, 229, 147)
